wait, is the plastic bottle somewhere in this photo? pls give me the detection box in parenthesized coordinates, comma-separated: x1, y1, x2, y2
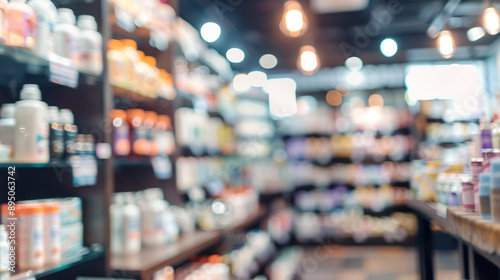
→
(0, 224, 8, 279)
(158, 70, 176, 100)
(54, 8, 80, 66)
(155, 115, 175, 156)
(493, 113, 500, 150)
(121, 39, 139, 90)
(27, 0, 57, 57)
(42, 203, 61, 264)
(47, 106, 64, 160)
(127, 109, 149, 156)
(0, 0, 7, 43)
(14, 85, 49, 163)
(0, 104, 15, 159)
(107, 39, 126, 87)
(110, 193, 124, 256)
(144, 56, 159, 98)
(122, 193, 141, 255)
(17, 204, 44, 269)
(110, 109, 130, 156)
(144, 111, 157, 156)
(60, 109, 77, 158)
(140, 189, 166, 247)
(134, 51, 148, 95)
(479, 173, 491, 219)
(77, 15, 102, 75)
(5, 0, 36, 50)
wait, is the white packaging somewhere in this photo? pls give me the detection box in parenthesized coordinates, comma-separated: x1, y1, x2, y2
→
(18, 206, 44, 269)
(14, 84, 49, 163)
(54, 8, 80, 66)
(27, 0, 57, 57)
(60, 221, 83, 258)
(77, 15, 102, 75)
(0, 104, 15, 156)
(122, 193, 141, 255)
(43, 204, 61, 264)
(110, 193, 124, 256)
(139, 190, 166, 247)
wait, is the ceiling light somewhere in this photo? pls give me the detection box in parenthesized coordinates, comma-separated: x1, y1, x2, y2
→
(280, 1, 309, 38)
(200, 22, 221, 43)
(226, 48, 245, 63)
(298, 45, 320, 75)
(483, 7, 500, 35)
(467, 27, 486, 42)
(232, 74, 250, 93)
(248, 71, 267, 87)
(345, 57, 363, 71)
(437, 30, 455, 59)
(380, 38, 398, 57)
(259, 54, 278, 69)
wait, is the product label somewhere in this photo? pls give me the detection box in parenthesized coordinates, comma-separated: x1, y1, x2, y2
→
(46, 213, 61, 262)
(6, 9, 36, 48)
(482, 129, 493, 150)
(49, 54, 79, 88)
(132, 126, 149, 155)
(114, 125, 130, 156)
(462, 182, 475, 210)
(37, 123, 49, 162)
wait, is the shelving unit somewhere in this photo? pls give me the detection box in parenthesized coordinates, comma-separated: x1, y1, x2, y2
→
(111, 207, 267, 279)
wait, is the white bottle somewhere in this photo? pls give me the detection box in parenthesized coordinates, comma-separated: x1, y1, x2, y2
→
(54, 8, 80, 66)
(122, 193, 141, 255)
(5, 0, 36, 50)
(141, 189, 166, 247)
(110, 193, 125, 256)
(0, 104, 15, 156)
(0, 225, 9, 279)
(77, 15, 102, 75)
(14, 84, 49, 163)
(27, 0, 57, 57)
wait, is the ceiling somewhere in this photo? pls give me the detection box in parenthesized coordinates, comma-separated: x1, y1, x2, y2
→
(179, 0, 500, 73)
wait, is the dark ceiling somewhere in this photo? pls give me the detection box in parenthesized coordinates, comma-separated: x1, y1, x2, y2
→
(179, 0, 499, 73)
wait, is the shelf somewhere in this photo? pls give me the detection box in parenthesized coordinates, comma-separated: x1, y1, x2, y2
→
(295, 235, 416, 246)
(288, 156, 411, 166)
(292, 204, 411, 217)
(0, 44, 101, 87)
(10, 246, 104, 280)
(114, 157, 153, 167)
(111, 207, 267, 279)
(113, 86, 173, 112)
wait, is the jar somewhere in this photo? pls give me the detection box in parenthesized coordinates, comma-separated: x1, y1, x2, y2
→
(144, 111, 157, 156)
(107, 39, 126, 87)
(127, 109, 149, 156)
(111, 109, 130, 156)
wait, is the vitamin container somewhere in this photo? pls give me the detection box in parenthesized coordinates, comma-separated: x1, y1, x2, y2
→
(17, 204, 44, 269)
(479, 173, 492, 220)
(42, 203, 61, 264)
(111, 109, 131, 156)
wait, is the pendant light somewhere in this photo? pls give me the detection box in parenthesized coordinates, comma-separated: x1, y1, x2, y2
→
(483, 6, 500, 35)
(280, 0, 309, 38)
(297, 45, 320, 75)
(437, 30, 455, 59)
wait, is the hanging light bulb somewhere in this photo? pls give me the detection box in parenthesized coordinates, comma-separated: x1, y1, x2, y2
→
(280, 0, 309, 38)
(437, 30, 455, 59)
(483, 7, 500, 35)
(298, 45, 320, 75)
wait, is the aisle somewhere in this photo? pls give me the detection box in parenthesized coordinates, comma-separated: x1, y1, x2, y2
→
(296, 246, 460, 280)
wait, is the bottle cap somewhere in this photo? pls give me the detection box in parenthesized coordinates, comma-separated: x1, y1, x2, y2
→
(47, 106, 60, 123)
(59, 109, 74, 125)
(144, 56, 156, 68)
(108, 39, 122, 50)
(479, 173, 491, 195)
(58, 8, 76, 25)
(1, 104, 15, 118)
(127, 109, 145, 125)
(121, 39, 137, 50)
(137, 51, 145, 60)
(110, 109, 127, 121)
(145, 111, 158, 123)
(20, 84, 41, 100)
(158, 115, 171, 127)
(77, 15, 97, 30)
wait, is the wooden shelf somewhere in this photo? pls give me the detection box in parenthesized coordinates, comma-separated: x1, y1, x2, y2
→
(111, 207, 267, 279)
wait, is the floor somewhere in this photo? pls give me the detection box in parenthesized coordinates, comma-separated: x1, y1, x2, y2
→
(295, 246, 461, 280)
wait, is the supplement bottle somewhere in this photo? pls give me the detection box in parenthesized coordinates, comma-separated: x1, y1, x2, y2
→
(14, 84, 49, 163)
(0, 104, 15, 159)
(110, 109, 130, 156)
(5, 0, 36, 50)
(60, 109, 78, 158)
(77, 15, 103, 75)
(27, 0, 57, 57)
(47, 106, 64, 160)
(54, 8, 80, 66)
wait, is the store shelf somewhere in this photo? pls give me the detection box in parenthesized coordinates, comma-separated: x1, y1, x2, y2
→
(111, 207, 267, 279)
(288, 156, 411, 166)
(113, 86, 173, 112)
(10, 246, 104, 280)
(114, 157, 153, 167)
(0, 44, 101, 87)
(292, 204, 411, 217)
(111, 230, 221, 279)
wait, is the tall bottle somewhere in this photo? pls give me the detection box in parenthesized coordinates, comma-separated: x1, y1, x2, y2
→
(0, 104, 15, 159)
(60, 109, 77, 159)
(14, 84, 49, 163)
(47, 106, 64, 160)
(127, 109, 149, 156)
(27, 0, 57, 57)
(122, 193, 141, 255)
(54, 8, 80, 66)
(110, 193, 125, 256)
(77, 15, 102, 75)
(5, 0, 36, 50)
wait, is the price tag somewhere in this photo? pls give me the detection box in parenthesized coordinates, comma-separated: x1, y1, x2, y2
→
(151, 155, 172, 180)
(49, 54, 79, 88)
